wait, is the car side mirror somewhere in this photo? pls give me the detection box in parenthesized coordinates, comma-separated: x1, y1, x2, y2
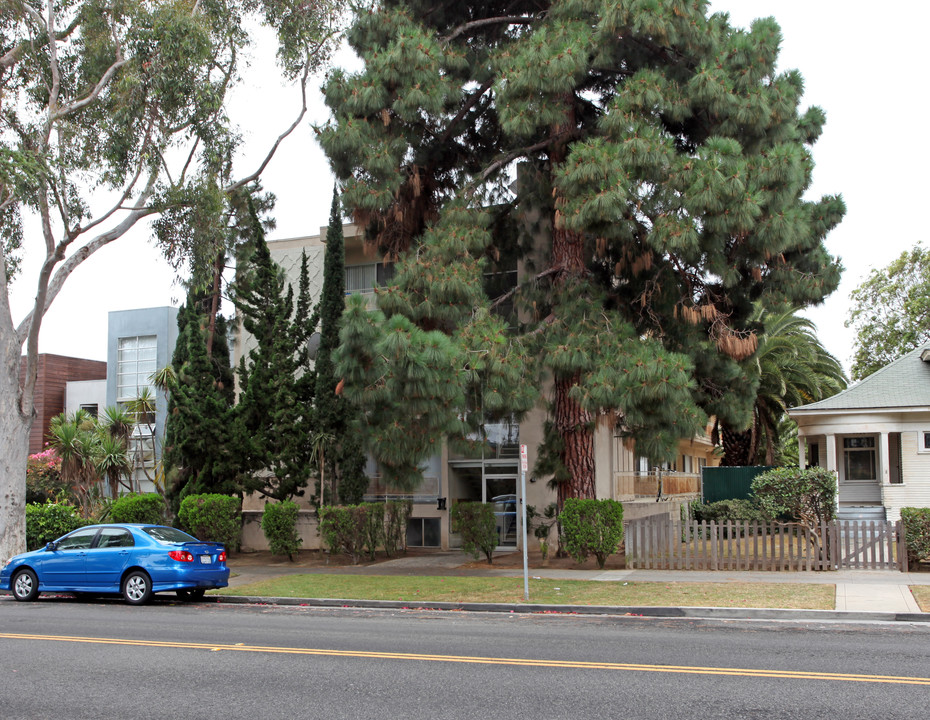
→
(45, 541, 57, 551)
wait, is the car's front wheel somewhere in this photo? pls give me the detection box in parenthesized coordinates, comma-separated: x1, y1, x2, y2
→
(122, 571, 153, 605)
(175, 589, 206, 601)
(12, 568, 39, 602)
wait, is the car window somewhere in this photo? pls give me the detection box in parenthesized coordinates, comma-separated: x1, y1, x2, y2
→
(142, 526, 197, 544)
(96, 528, 135, 548)
(56, 528, 99, 550)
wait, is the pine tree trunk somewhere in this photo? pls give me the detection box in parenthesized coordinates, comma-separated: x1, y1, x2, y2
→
(555, 374, 596, 503)
(721, 425, 753, 466)
(0, 336, 30, 559)
(548, 95, 597, 499)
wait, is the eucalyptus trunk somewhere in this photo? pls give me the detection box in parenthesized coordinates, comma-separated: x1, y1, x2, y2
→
(0, 337, 31, 558)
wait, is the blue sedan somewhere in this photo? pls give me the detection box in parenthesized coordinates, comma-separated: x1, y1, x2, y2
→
(1, 524, 229, 605)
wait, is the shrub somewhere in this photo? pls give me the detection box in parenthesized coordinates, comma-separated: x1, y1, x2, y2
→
(560, 498, 624, 569)
(901, 507, 930, 570)
(110, 493, 166, 525)
(26, 448, 66, 504)
(25, 502, 88, 550)
(751, 467, 837, 528)
(362, 502, 385, 561)
(691, 499, 768, 525)
(450, 501, 498, 564)
(261, 500, 302, 560)
(318, 505, 368, 564)
(178, 494, 241, 549)
(384, 499, 412, 557)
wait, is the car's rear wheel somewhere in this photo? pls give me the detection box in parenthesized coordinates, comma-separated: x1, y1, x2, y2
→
(122, 571, 153, 605)
(12, 568, 39, 602)
(176, 588, 206, 601)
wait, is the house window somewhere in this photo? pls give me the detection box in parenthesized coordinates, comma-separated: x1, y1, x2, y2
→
(919, 431, 930, 454)
(808, 442, 820, 467)
(843, 436, 876, 481)
(117, 335, 157, 402)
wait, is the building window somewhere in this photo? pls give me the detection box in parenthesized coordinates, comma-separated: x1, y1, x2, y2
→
(919, 431, 930, 454)
(346, 263, 394, 294)
(406, 518, 441, 547)
(808, 442, 820, 468)
(79, 403, 99, 419)
(117, 335, 157, 402)
(843, 436, 876, 481)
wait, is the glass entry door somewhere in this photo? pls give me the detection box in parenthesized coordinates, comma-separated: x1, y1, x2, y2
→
(449, 462, 519, 550)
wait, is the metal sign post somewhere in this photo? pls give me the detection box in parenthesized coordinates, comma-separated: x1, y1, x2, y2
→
(520, 444, 529, 601)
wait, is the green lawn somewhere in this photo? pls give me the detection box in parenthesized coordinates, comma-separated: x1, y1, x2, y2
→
(214, 574, 835, 610)
(911, 586, 930, 612)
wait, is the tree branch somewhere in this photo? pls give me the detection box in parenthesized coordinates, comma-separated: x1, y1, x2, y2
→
(443, 15, 537, 43)
(224, 53, 313, 193)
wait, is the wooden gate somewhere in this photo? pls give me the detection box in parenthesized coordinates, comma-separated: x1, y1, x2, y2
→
(624, 518, 904, 571)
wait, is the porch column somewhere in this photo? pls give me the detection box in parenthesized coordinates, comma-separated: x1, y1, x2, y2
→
(797, 434, 807, 469)
(825, 434, 837, 473)
(825, 433, 838, 514)
(879, 432, 890, 485)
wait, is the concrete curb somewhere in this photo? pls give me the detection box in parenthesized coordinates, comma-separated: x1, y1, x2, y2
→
(210, 594, 930, 624)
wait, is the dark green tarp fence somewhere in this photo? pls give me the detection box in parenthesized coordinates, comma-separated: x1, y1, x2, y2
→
(701, 466, 774, 503)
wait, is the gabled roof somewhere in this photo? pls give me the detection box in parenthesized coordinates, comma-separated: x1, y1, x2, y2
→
(791, 344, 930, 413)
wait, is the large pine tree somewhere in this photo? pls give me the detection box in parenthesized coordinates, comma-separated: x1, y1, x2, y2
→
(321, 1, 843, 499)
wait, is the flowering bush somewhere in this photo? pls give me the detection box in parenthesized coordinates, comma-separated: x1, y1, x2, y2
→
(26, 448, 66, 504)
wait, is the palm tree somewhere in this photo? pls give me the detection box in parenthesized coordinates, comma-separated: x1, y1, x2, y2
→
(47, 410, 102, 516)
(95, 431, 134, 499)
(719, 306, 847, 466)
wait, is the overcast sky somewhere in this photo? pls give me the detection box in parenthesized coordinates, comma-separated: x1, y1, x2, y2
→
(9, 2, 925, 374)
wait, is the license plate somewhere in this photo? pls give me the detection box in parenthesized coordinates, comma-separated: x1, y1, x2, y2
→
(199, 555, 211, 564)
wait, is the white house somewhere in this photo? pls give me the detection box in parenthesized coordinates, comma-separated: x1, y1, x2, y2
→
(789, 344, 930, 522)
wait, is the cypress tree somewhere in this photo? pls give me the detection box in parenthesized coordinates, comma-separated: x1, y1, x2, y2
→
(320, 2, 843, 499)
(313, 189, 368, 504)
(163, 290, 239, 510)
(233, 208, 312, 501)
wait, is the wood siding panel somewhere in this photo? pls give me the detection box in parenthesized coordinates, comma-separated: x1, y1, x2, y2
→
(20, 355, 107, 454)
(887, 431, 930, 521)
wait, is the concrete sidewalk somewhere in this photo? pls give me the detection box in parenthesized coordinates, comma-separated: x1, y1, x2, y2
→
(224, 551, 929, 617)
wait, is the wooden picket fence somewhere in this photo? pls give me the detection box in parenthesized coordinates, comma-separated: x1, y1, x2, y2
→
(624, 518, 904, 572)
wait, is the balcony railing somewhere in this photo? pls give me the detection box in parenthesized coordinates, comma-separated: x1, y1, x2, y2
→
(363, 475, 440, 504)
(615, 471, 701, 499)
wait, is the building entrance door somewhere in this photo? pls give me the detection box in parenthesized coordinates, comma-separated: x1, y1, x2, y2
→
(449, 462, 519, 550)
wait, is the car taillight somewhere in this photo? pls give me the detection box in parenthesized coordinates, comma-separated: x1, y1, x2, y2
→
(217, 551, 226, 562)
(169, 550, 194, 562)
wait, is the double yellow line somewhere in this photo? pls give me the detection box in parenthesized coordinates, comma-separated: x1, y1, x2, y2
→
(2, 632, 929, 686)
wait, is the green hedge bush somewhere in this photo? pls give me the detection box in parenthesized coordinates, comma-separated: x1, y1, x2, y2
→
(178, 494, 241, 549)
(901, 507, 930, 570)
(25, 502, 88, 550)
(318, 505, 368, 564)
(110, 493, 166, 525)
(384, 499, 412, 557)
(450, 501, 498, 564)
(261, 500, 302, 559)
(750, 466, 837, 527)
(691, 499, 768, 525)
(361, 502, 385, 561)
(560, 498, 624, 569)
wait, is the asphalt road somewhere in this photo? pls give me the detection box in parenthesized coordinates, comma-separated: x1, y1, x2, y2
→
(2, 595, 929, 719)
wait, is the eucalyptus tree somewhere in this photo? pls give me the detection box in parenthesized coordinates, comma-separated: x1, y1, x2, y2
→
(321, 1, 843, 501)
(846, 243, 930, 380)
(0, 0, 346, 557)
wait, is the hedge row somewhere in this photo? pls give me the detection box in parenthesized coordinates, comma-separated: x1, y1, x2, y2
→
(318, 500, 413, 564)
